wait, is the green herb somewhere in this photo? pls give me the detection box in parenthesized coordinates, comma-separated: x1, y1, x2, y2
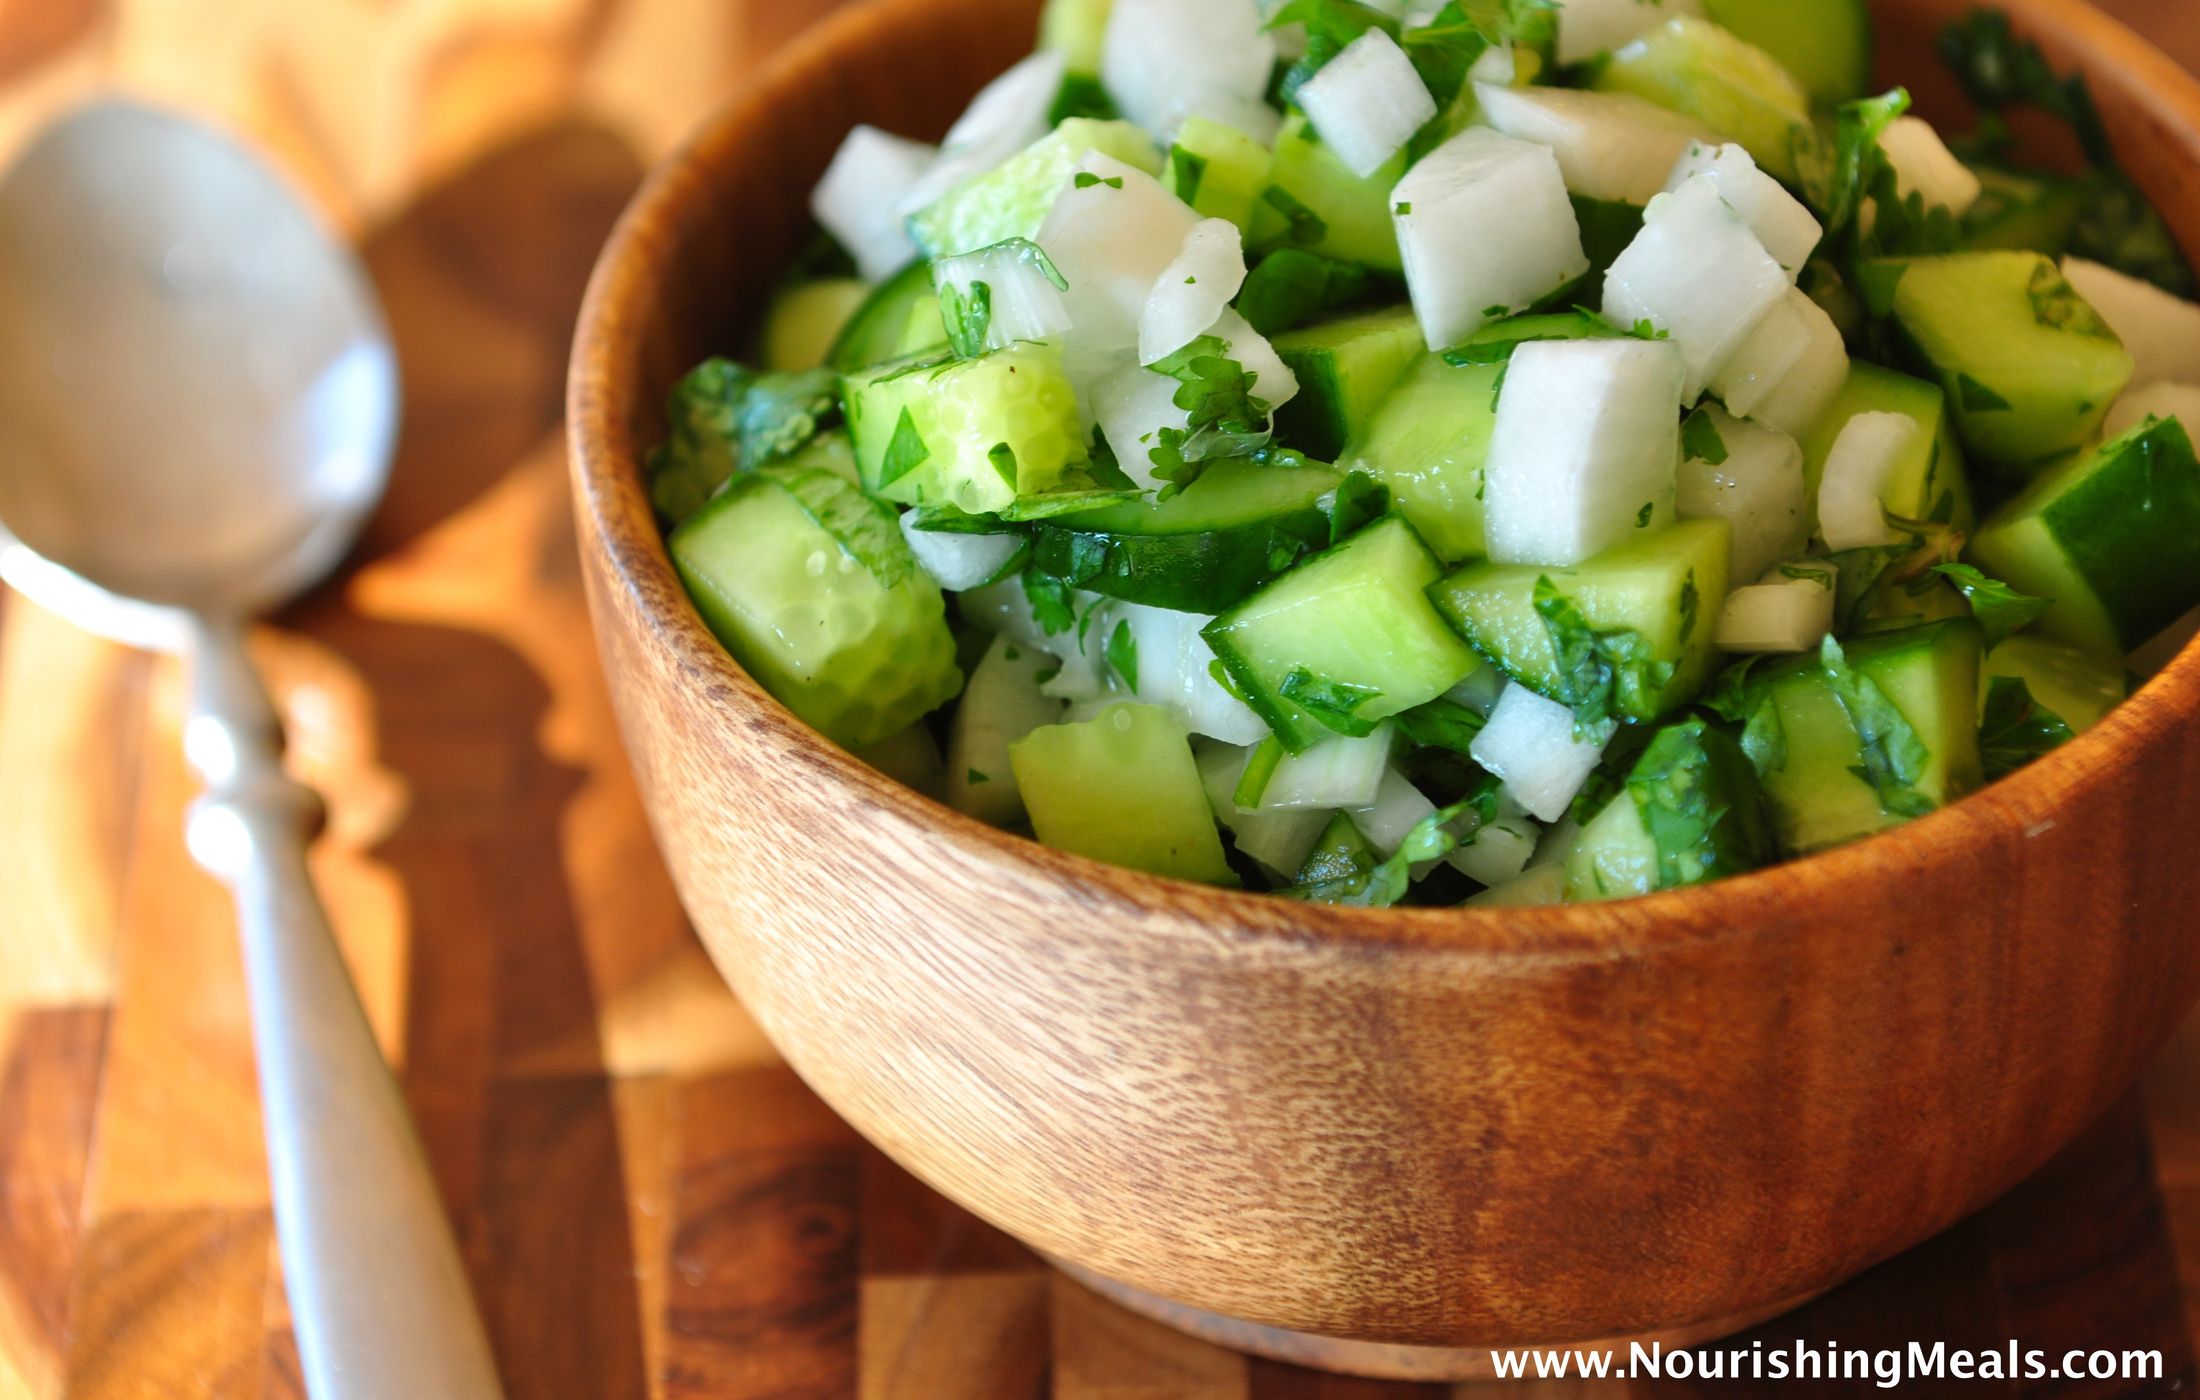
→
(1978, 675, 2076, 780)
(1677, 570, 1700, 646)
(1328, 471, 1392, 544)
(1073, 171, 1124, 190)
(1168, 146, 1208, 204)
(1289, 814, 1382, 903)
(1681, 407, 1730, 466)
(1395, 201, 1413, 216)
(1048, 73, 1118, 125)
(877, 408, 933, 488)
(1281, 667, 1385, 738)
(987, 441, 1020, 489)
(967, 769, 991, 786)
(1932, 563, 2052, 647)
(1261, 186, 1330, 248)
(755, 464, 915, 588)
(1635, 501, 1656, 530)
(1533, 578, 1671, 736)
(940, 279, 993, 358)
(1819, 636, 1937, 819)
(646, 358, 843, 525)
(1937, 11, 2110, 165)
(1402, 0, 1557, 108)
(1233, 737, 1286, 810)
(1626, 720, 1768, 889)
(1267, 0, 1396, 106)
(1143, 334, 1278, 489)
(1394, 698, 1487, 756)
(1105, 620, 1139, 691)
(1236, 248, 1377, 336)
(1021, 569, 1077, 636)
(1315, 777, 1506, 908)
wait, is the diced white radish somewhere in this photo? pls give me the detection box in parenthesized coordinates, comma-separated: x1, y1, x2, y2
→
(1112, 603, 1270, 744)
(1663, 142, 1822, 277)
(1555, 0, 1706, 65)
(1468, 43, 1517, 83)
(811, 126, 938, 281)
(1675, 404, 1807, 582)
(897, 52, 1067, 220)
(1484, 338, 1686, 567)
(948, 634, 1069, 826)
(1091, 363, 1190, 491)
(1716, 561, 1838, 653)
(1141, 220, 1249, 364)
(1207, 307, 1300, 409)
(1449, 814, 1541, 888)
(1709, 286, 1850, 436)
(899, 515, 1027, 592)
(2062, 257, 2200, 388)
(1039, 153, 1204, 354)
(1475, 84, 1714, 205)
(1878, 116, 1982, 218)
(1394, 128, 1590, 351)
(959, 581, 1115, 701)
(1471, 685, 1612, 824)
(1103, 0, 1278, 145)
(1445, 660, 1509, 718)
(1350, 769, 1439, 857)
(932, 240, 1073, 353)
(1196, 742, 1331, 878)
(2106, 381, 2200, 439)
(1298, 29, 1437, 178)
(1253, 727, 1393, 812)
(1816, 411, 1920, 550)
(1466, 861, 1567, 907)
(1604, 176, 1790, 400)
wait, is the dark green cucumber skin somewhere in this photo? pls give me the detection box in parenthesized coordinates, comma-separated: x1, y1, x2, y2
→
(1572, 196, 1645, 283)
(1030, 508, 1331, 613)
(827, 260, 934, 372)
(1272, 309, 1421, 460)
(2038, 418, 2200, 650)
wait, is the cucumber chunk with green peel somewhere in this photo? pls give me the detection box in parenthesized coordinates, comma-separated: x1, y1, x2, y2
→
(1983, 634, 2127, 736)
(1039, 0, 1112, 73)
(1391, 127, 1588, 351)
(1431, 518, 1733, 727)
(1473, 83, 1714, 205)
(908, 118, 1161, 260)
(1700, 0, 1870, 104)
(762, 279, 869, 373)
(1467, 863, 1568, 906)
(1873, 251, 2134, 469)
(1010, 704, 1237, 884)
(1272, 307, 1425, 460)
(1030, 458, 1338, 613)
(670, 469, 962, 751)
(1261, 114, 1406, 274)
(2060, 256, 2200, 389)
(1589, 18, 1815, 182)
(1799, 361, 1975, 535)
(1337, 355, 1500, 564)
(842, 344, 1088, 514)
(1251, 727, 1394, 812)
(1292, 812, 1380, 895)
(829, 261, 944, 373)
(1206, 516, 1481, 753)
(1968, 417, 2200, 655)
(1737, 621, 1984, 855)
(1564, 719, 1772, 901)
(949, 634, 1068, 826)
(895, 53, 1070, 229)
(1165, 117, 1273, 234)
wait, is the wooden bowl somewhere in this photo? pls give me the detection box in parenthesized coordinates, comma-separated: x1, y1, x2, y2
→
(569, 0, 2200, 1377)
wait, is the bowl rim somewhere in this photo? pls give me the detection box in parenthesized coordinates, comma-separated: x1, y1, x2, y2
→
(568, 0, 2200, 956)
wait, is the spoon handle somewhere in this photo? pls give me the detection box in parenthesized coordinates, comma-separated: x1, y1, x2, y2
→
(183, 615, 507, 1400)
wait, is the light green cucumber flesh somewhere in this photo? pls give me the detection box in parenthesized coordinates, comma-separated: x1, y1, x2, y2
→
(1588, 17, 1814, 182)
(1700, 0, 1871, 105)
(1009, 704, 1237, 884)
(1167, 117, 1274, 234)
(1337, 355, 1501, 564)
(908, 118, 1161, 259)
(1272, 306, 1426, 461)
(1983, 634, 2128, 734)
(828, 260, 942, 373)
(1258, 114, 1405, 274)
(842, 344, 1089, 514)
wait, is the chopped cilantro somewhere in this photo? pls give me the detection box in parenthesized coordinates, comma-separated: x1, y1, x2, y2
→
(1280, 667, 1385, 738)
(1819, 636, 1937, 819)
(1106, 620, 1139, 692)
(1021, 569, 1077, 636)
(1681, 407, 1730, 466)
(877, 408, 932, 488)
(1533, 578, 1672, 736)
(1073, 171, 1124, 190)
(1168, 146, 1208, 204)
(1394, 698, 1487, 756)
(1261, 186, 1330, 248)
(940, 278, 993, 358)
(1932, 563, 2053, 647)
(1979, 675, 2076, 780)
(1956, 373, 2013, 412)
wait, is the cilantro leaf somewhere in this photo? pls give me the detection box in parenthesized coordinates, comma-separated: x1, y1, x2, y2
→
(1533, 578, 1672, 736)
(1932, 563, 2053, 647)
(1267, 0, 1397, 107)
(1979, 674, 2076, 781)
(1296, 777, 1505, 908)
(1819, 636, 1937, 819)
(877, 408, 933, 488)
(1328, 470, 1392, 544)
(1261, 186, 1330, 248)
(940, 279, 992, 358)
(1681, 407, 1729, 466)
(1236, 249, 1379, 337)
(1625, 720, 1770, 889)
(1145, 334, 1279, 489)
(1394, 698, 1487, 756)
(646, 359, 842, 525)
(1021, 569, 1078, 636)
(1281, 667, 1385, 738)
(1106, 619, 1139, 692)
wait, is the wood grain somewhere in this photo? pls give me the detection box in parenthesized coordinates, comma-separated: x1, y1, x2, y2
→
(0, 0, 2198, 1396)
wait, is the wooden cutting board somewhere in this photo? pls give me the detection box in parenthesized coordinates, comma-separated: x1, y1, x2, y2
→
(1, 2, 2198, 1396)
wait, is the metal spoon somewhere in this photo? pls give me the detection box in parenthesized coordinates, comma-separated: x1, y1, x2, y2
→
(0, 101, 505, 1400)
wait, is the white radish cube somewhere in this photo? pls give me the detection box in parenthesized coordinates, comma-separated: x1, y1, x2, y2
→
(897, 52, 1067, 220)
(1141, 219, 1249, 365)
(1196, 743, 1330, 878)
(812, 126, 937, 281)
(1476, 84, 1714, 205)
(1484, 338, 1686, 567)
(900, 515, 1026, 592)
(1816, 411, 1920, 550)
(1350, 769, 1440, 857)
(932, 240, 1073, 353)
(1663, 142, 1822, 276)
(1298, 29, 1437, 179)
(1556, 0, 1706, 65)
(1448, 814, 1540, 888)
(2106, 381, 2200, 439)
(1255, 727, 1394, 811)
(1113, 603, 1270, 744)
(1091, 363, 1190, 491)
(1038, 153, 1203, 354)
(2062, 257, 2200, 388)
(949, 634, 1068, 826)
(1605, 177, 1790, 401)
(1393, 128, 1590, 351)
(1709, 286, 1850, 436)
(1468, 43, 1517, 84)
(1471, 685, 1612, 824)
(1207, 308, 1300, 411)
(1879, 116, 1983, 218)
(1675, 405, 1807, 582)
(1716, 562, 1838, 653)
(1103, 0, 1277, 144)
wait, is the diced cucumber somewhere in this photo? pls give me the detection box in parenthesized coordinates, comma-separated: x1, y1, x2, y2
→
(1010, 703, 1236, 884)
(900, 513, 1026, 592)
(1337, 354, 1500, 563)
(2106, 381, 2200, 440)
(1879, 117, 1982, 218)
(1963, 168, 2086, 256)
(1817, 411, 1920, 550)
(1431, 519, 1733, 724)
(670, 468, 962, 750)
(1873, 251, 2134, 469)
(1676, 405, 1807, 582)
(1983, 635, 2127, 735)
(1470, 683, 1613, 823)
(933, 239, 1073, 355)
(1603, 175, 1790, 402)
(1298, 30, 1437, 180)
(909, 118, 1162, 260)
(1710, 286, 1848, 436)
(812, 127, 935, 281)
(896, 54, 1070, 227)
(1166, 117, 1273, 235)
(1473, 83, 1715, 205)
(762, 279, 869, 372)
(828, 260, 944, 373)
(1195, 742, 1332, 877)
(1589, 17, 1814, 183)
(1261, 114, 1406, 274)
(843, 345, 1088, 514)
(1799, 361, 1974, 533)
(1701, 0, 1871, 104)
(1040, 0, 1113, 73)
(1272, 306, 1425, 459)
(1392, 127, 1588, 350)
(2061, 256, 2200, 389)
(1554, 0, 1707, 67)
(949, 634, 1068, 826)
(1741, 620, 1984, 854)
(1206, 516, 1480, 752)
(1564, 719, 1772, 901)
(1715, 559, 1836, 653)
(1968, 417, 2200, 655)
(1293, 812, 1378, 891)
(1107, 602, 1271, 745)
(1467, 862, 1568, 907)
(1031, 458, 1338, 613)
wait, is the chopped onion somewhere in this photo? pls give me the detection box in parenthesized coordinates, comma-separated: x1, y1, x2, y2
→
(1710, 286, 1849, 436)
(1716, 562, 1838, 654)
(1816, 411, 1919, 551)
(1662, 142, 1822, 277)
(1091, 363, 1190, 492)
(811, 125, 938, 281)
(1349, 769, 1439, 857)
(1113, 603, 1269, 744)
(1140, 219, 1250, 365)
(933, 240, 1073, 353)
(1471, 685, 1611, 825)
(1255, 727, 1394, 811)
(1038, 152, 1203, 355)
(1297, 29, 1436, 179)
(897, 52, 1067, 220)
(1554, 0, 1706, 66)
(1675, 404, 1807, 583)
(1196, 742, 1331, 878)
(899, 515, 1026, 592)
(2063, 257, 2200, 388)
(1476, 84, 1713, 205)
(1103, 0, 1277, 145)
